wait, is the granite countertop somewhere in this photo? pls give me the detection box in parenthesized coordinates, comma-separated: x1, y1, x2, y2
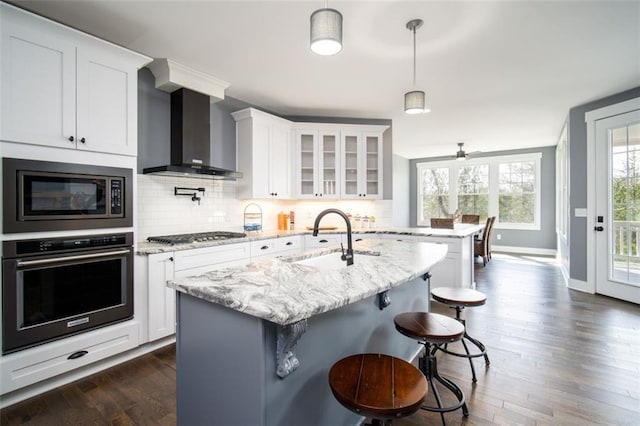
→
(136, 224, 482, 255)
(167, 239, 448, 326)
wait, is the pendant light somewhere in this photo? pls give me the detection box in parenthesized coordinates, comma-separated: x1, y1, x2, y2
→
(310, 2, 343, 55)
(404, 19, 430, 114)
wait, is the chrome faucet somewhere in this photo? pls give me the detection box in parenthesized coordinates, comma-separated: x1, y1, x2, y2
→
(312, 208, 354, 266)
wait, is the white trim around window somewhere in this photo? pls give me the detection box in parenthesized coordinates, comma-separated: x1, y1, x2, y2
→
(416, 152, 542, 230)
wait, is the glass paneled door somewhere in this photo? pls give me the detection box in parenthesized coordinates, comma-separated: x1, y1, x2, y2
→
(319, 131, 339, 198)
(595, 109, 640, 304)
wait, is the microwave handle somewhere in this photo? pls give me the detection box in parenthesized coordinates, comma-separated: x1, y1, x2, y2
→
(16, 249, 130, 268)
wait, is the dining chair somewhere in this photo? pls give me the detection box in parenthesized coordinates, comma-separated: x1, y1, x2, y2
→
(473, 216, 495, 266)
(461, 214, 480, 224)
(430, 218, 454, 229)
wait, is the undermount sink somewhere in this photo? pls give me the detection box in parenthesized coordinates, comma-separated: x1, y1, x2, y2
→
(292, 250, 380, 271)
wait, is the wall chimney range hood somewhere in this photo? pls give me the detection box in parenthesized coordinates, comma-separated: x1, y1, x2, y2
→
(143, 60, 241, 180)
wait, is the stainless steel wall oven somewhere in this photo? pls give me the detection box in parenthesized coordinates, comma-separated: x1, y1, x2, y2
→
(3, 158, 133, 233)
(2, 232, 134, 354)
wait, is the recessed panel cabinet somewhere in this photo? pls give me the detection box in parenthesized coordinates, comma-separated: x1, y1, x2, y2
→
(0, 4, 150, 155)
(147, 252, 177, 342)
(233, 108, 292, 199)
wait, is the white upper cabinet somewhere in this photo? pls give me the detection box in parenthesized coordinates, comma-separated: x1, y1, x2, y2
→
(0, 4, 151, 155)
(293, 123, 387, 199)
(340, 130, 385, 199)
(293, 127, 340, 199)
(233, 108, 292, 199)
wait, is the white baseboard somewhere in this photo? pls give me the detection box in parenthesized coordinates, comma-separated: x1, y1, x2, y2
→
(492, 245, 557, 256)
(568, 278, 593, 293)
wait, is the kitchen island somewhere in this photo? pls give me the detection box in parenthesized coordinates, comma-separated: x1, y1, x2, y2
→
(168, 239, 447, 426)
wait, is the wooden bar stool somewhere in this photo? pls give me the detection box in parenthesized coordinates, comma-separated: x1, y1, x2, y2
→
(430, 287, 490, 383)
(394, 312, 469, 424)
(328, 353, 427, 426)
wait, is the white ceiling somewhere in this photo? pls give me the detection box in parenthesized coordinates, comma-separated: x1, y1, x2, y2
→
(9, 0, 640, 159)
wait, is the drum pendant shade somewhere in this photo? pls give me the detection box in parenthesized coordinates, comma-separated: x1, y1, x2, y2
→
(310, 8, 343, 55)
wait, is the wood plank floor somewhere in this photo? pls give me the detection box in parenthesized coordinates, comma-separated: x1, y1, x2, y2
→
(2, 253, 639, 425)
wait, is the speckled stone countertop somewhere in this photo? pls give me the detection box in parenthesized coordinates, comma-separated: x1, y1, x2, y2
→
(136, 224, 482, 255)
(167, 239, 448, 326)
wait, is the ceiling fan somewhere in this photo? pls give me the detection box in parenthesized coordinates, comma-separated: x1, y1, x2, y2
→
(454, 142, 480, 161)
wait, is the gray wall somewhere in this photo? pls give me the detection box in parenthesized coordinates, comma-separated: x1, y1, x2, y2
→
(137, 68, 170, 172)
(137, 68, 249, 172)
(392, 154, 410, 227)
(567, 87, 640, 282)
(409, 146, 557, 250)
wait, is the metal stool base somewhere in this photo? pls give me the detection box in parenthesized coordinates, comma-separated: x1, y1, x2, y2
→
(419, 342, 469, 424)
(434, 306, 490, 382)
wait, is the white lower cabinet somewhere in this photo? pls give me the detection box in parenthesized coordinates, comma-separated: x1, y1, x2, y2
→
(250, 236, 302, 262)
(146, 252, 176, 342)
(0, 320, 139, 395)
(144, 243, 252, 343)
(173, 242, 251, 278)
(304, 233, 345, 250)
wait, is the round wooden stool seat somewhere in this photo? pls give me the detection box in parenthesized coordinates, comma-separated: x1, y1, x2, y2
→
(431, 287, 486, 307)
(394, 312, 465, 344)
(329, 353, 427, 420)
(393, 312, 469, 420)
(430, 286, 491, 383)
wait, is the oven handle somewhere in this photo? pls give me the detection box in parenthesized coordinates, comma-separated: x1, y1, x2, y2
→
(16, 249, 131, 268)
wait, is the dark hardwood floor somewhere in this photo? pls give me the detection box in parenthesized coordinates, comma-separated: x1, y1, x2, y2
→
(2, 253, 639, 425)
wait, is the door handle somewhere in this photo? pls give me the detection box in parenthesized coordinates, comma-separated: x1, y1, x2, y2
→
(594, 226, 604, 232)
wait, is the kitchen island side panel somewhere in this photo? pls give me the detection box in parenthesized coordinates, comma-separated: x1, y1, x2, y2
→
(176, 293, 266, 426)
(176, 275, 430, 425)
(263, 275, 430, 426)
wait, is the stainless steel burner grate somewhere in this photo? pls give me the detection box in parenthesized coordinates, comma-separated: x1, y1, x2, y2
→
(147, 231, 247, 245)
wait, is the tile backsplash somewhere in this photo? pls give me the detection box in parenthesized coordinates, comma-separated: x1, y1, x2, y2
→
(136, 174, 393, 241)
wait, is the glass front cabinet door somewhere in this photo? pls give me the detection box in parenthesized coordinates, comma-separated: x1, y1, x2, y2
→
(294, 129, 339, 199)
(340, 131, 384, 199)
(295, 130, 316, 197)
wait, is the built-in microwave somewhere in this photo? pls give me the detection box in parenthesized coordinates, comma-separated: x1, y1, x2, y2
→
(3, 158, 133, 233)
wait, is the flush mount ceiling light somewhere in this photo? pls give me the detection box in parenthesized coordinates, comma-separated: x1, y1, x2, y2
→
(310, 2, 343, 55)
(404, 19, 430, 114)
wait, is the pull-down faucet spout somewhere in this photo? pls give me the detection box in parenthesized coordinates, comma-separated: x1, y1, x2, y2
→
(312, 208, 354, 266)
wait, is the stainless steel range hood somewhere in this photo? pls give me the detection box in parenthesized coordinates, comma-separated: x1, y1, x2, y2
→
(143, 87, 241, 180)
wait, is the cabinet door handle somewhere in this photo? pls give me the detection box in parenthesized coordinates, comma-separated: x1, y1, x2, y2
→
(261, 245, 269, 250)
(68, 350, 89, 360)
(319, 239, 328, 243)
(169, 257, 174, 262)
(80, 137, 86, 143)
(285, 241, 293, 246)
(68, 136, 74, 142)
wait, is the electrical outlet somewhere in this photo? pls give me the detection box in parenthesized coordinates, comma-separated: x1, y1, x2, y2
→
(496, 234, 501, 240)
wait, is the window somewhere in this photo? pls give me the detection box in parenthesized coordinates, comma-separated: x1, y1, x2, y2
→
(417, 167, 450, 222)
(499, 161, 536, 225)
(458, 164, 489, 220)
(416, 153, 541, 229)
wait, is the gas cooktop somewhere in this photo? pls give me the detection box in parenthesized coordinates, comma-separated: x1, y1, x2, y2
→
(147, 231, 247, 245)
